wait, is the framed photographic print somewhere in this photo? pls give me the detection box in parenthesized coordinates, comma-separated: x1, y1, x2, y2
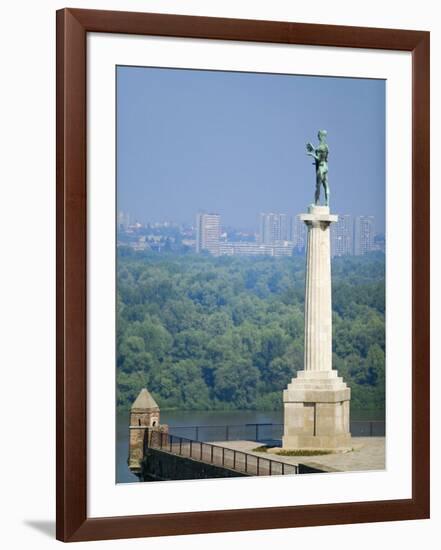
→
(56, 8, 430, 542)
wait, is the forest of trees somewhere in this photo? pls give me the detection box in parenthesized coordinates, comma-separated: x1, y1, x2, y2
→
(116, 249, 385, 413)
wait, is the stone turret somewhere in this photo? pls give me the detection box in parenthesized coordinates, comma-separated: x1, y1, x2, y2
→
(128, 388, 163, 475)
(130, 388, 160, 428)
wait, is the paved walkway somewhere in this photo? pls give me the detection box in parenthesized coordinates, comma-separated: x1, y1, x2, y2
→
(210, 438, 385, 473)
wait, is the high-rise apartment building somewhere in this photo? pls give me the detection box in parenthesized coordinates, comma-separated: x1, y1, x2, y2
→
(259, 213, 289, 244)
(291, 214, 307, 252)
(354, 216, 375, 255)
(373, 233, 386, 253)
(117, 211, 130, 231)
(196, 213, 221, 255)
(331, 214, 353, 257)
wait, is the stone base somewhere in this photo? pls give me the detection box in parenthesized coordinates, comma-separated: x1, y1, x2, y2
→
(282, 433, 352, 451)
(283, 370, 351, 450)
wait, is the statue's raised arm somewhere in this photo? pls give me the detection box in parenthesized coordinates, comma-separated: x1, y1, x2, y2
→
(306, 142, 318, 159)
(306, 130, 330, 206)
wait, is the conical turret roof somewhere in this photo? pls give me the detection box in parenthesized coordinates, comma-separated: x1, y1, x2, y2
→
(131, 388, 159, 410)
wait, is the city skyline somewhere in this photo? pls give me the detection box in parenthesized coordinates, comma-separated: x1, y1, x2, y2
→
(118, 209, 383, 257)
(118, 209, 383, 235)
(117, 66, 385, 232)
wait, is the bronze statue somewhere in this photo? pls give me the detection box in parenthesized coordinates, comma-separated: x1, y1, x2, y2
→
(306, 130, 329, 206)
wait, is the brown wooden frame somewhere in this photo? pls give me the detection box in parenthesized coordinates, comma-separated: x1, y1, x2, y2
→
(56, 7, 430, 542)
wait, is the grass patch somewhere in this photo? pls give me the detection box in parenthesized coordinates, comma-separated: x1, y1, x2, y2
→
(275, 449, 332, 457)
(251, 446, 333, 457)
(252, 446, 269, 453)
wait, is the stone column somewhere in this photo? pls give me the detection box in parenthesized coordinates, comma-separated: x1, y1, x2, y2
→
(282, 204, 351, 450)
(302, 205, 336, 372)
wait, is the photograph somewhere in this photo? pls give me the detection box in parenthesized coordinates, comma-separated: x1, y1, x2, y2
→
(1, 0, 433, 546)
(115, 65, 386, 483)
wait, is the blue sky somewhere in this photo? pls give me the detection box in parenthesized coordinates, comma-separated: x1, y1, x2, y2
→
(117, 66, 385, 232)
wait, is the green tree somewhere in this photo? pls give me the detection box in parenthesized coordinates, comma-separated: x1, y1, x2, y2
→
(116, 251, 385, 412)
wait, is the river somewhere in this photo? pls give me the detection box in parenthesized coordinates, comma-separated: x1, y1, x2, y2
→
(116, 408, 385, 483)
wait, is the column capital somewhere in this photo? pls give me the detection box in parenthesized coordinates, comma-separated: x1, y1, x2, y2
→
(300, 204, 338, 224)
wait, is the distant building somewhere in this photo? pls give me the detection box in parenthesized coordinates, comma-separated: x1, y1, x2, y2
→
(373, 233, 386, 253)
(196, 213, 221, 255)
(118, 210, 130, 231)
(182, 238, 196, 250)
(259, 213, 289, 244)
(129, 236, 149, 252)
(331, 214, 353, 257)
(354, 216, 375, 255)
(219, 241, 293, 257)
(291, 214, 307, 253)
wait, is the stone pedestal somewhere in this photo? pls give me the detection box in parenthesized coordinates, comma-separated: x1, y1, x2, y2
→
(283, 370, 351, 449)
(283, 205, 351, 450)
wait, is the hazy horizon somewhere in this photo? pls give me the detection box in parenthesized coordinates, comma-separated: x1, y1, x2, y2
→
(117, 66, 385, 233)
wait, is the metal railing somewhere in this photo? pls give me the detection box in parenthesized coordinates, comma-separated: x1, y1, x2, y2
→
(147, 431, 299, 476)
(168, 420, 385, 443)
(351, 420, 385, 437)
(168, 423, 280, 443)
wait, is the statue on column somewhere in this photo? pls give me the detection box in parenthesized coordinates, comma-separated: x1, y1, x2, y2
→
(306, 129, 330, 206)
